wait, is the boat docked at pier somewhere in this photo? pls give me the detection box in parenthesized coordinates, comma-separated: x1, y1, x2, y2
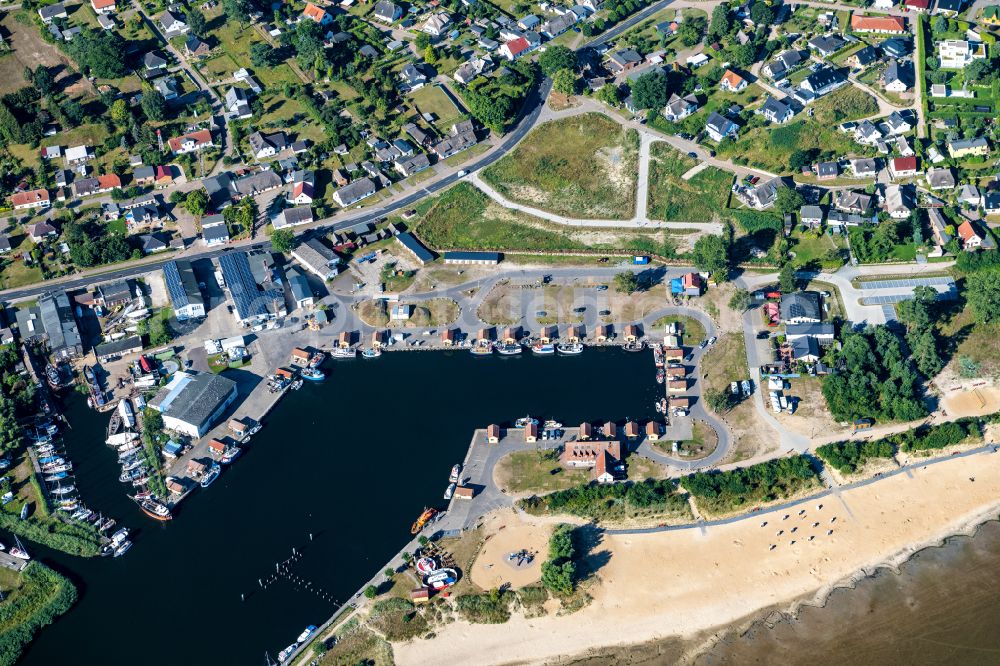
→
(622, 340, 645, 352)
(300, 367, 325, 382)
(296, 626, 317, 644)
(332, 347, 356, 359)
(113, 540, 132, 557)
(118, 399, 135, 429)
(531, 342, 555, 355)
(443, 483, 456, 500)
(9, 536, 29, 561)
(514, 416, 538, 428)
(449, 464, 461, 483)
(656, 369, 665, 384)
(308, 352, 325, 369)
(200, 463, 221, 488)
(653, 346, 664, 367)
(135, 497, 172, 521)
(494, 343, 523, 356)
(411, 507, 437, 534)
(470, 342, 492, 356)
(220, 446, 242, 465)
(361, 347, 382, 359)
(556, 342, 583, 355)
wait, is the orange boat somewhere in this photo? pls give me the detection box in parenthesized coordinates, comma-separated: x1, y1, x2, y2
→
(410, 507, 437, 534)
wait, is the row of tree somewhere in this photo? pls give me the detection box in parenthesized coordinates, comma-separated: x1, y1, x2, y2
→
(540, 524, 577, 595)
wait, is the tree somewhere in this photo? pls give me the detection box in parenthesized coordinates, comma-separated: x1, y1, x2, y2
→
(141, 90, 167, 121)
(967, 269, 1000, 323)
(706, 388, 734, 413)
(186, 8, 207, 35)
(692, 234, 729, 281)
(708, 5, 731, 41)
(596, 83, 621, 107)
(251, 42, 282, 68)
(613, 271, 639, 294)
(184, 190, 208, 217)
(750, 2, 774, 26)
(65, 29, 129, 78)
(778, 263, 796, 293)
(729, 43, 757, 68)
(932, 15, 947, 34)
(774, 187, 805, 216)
(925, 56, 939, 71)
(222, 0, 252, 24)
(908, 327, 943, 377)
(728, 288, 751, 312)
(538, 45, 577, 76)
(31, 66, 56, 96)
(630, 69, 668, 110)
(552, 68, 577, 95)
(958, 356, 981, 378)
(110, 99, 130, 125)
(363, 585, 378, 599)
(148, 315, 172, 346)
(270, 228, 295, 253)
(676, 22, 702, 47)
(964, 58, 992, 84)
(383, 567, 395, 578)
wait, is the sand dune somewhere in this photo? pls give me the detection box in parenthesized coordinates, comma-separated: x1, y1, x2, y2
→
(394, 448, 1000, 666)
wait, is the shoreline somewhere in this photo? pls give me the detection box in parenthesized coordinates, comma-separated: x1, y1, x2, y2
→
(391, 446, 1000, 666)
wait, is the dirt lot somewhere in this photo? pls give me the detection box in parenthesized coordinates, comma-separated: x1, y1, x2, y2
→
(941, 385, 1000, 418)
(702, 332, 772, 463)
(773, 375, 843, 439)
(0, 11, 93, 97)
(470, 513, 551, 591)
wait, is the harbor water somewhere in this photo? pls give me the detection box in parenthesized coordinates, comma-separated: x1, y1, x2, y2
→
(18, 347, 661, 665)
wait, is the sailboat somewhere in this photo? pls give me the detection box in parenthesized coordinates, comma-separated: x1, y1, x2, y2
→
(9, 536, 29, 560)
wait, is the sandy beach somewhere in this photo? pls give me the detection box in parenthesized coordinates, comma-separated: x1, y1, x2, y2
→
(394, 447, 1000, 666)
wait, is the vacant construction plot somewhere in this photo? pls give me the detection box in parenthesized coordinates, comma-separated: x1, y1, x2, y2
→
(646, 143, 733, 223)
(481, 113, 638, 219)
(0, 11, 92, 97)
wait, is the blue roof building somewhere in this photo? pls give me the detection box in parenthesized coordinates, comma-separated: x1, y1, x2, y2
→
(395, 232, 434, 265)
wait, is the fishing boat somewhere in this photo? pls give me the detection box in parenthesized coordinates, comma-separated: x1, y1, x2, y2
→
(656, 369, 665, 384)
(300, 367, 325, 381)
(495, 343, 523, 356)
(514, 416, 538, 428)
(277, 644, 299, 663)
(308, 352, 325, 369)
(622, 340, 645, 352)
(113, 540, 132, 557)
(110, 527, 129, 546)
(544, 420, 563, 429)
(136, 497, 172, 521)
(45, 364, 62, 389)
(361, 347, 381, 359)
(531, 342, 555, 355)
(200, 463, 221, 488)
(653, 346, 665, 368)
(443, 483, 456, 500)
(449, 464, 461, 484)
(119, 468, 144, 483)
(9, 537, 29, 561)
(332, 347, 356, 359)
(410, 507, 437, 534)
(83, 365, 96, 384)
(220, 446, 242, 465)
(556, 342, 584, 355)
(296, 626, 318, 643)
(469, 344, 492, 356)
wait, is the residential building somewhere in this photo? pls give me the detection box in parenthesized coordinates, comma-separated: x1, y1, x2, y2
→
(333, 177, 377, 207)
(745, 176, 793, 209)
(158, 9, 188, 34)
(884, 184, 913, 219)
(785, 322, 835, 343)
(850, 45, 879, 68)
(807, 34, 847, 57)
(780, 291, 822, 324)
(983, 5, 1000, 24)
(817, 162, 839, 180)
(150, 371, 238, 438)
(421, 12, 451, 37)
(162, 260, 205, 320)
(663, 93, 699, 122)
(849, 157, 878, 178)
(949, 136, 989, 158)
(454, 56, 493, 84)
(903, 0, 929, 11)
(882, 60, 911, 91)
(958, 184, 982, 208)
(225, 87, 253, 120)
(926, 167, 956, 190)
(38, 3, 67, 23)
(938, 39, 986, 68)
(835, 190, 874, 213)
(302, 2, 333, 24)
(372, 0, 401, 22)
(15, 291, 81, 359)
(605, 48, 642, 74)
(292, 238, 341, 280)
(757, 96, 793, 123)
(935, 0, 965, 16)
(394, 153, 431, 178)
(91, 0, 115, 13)
(202, 214, 230, 246)
(433, 120, 477, 159)
(801, 67, 848, 95)
(763, 49, 804, 79)
(541, 13, 576, 39)
(247, 131, 288, 160)
(889, 155, 919, 179)
(28, 222, 57, 242)
(705, 111, 738, 142)
(720, 69, 747, 92)
(881, 37, 912, 57)
(560, 441, 623, 483)
(289, 181, 314, 205)
(400, 63, 427, 90)
(10, 188, 50, 210)
(850, 14, 906, 33)
(854, 120, 883, 145)
(168, 129, 213, 154)
(499, 36, 533, 60)
(65, 145, 92, 165)
(791, 336, 822, 362)
(232, 170, 282, 198)
(185, 35, 210, 57)
(884, 111, 912, 135)
(274, 206, 313, 230)
(957, 220, 984, 249)
(800, 205, 824, 227)
(928, 208, 952, 246)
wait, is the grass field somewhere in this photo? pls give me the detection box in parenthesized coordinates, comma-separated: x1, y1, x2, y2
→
(646, 143, 733, 222)
(408, 85, 464, 133)
(788, 227, 848, 270)
(649, 314, 706, 344)
(495, 450, 592, 494)
(0, 258, 43, 290)
(481, 113, 639, 219)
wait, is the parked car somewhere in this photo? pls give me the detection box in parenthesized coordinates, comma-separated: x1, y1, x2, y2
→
(599, 310, 611, 316)
(708, 336, 717, 345)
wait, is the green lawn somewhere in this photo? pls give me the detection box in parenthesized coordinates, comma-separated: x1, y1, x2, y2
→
(0, 258, 43, 290)
(256, 94, 327, 143)
(788, 227, 848, 270)
(646, 143, 733, 222)
(649, 314, 706, 344)
(496, 450, 592, 494)
(481, 113, 639, 219)
(407, 85, 464, 133)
